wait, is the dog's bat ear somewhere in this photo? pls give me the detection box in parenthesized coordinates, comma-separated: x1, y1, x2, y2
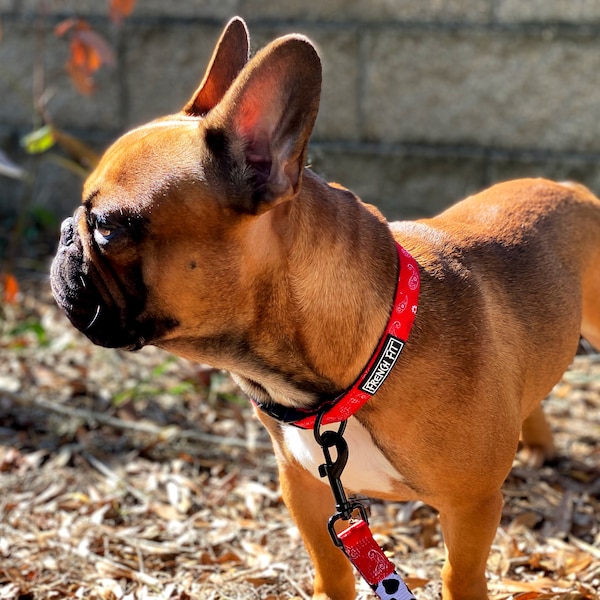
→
(182, 17, 249, 117)
(206, 35, 322, 212)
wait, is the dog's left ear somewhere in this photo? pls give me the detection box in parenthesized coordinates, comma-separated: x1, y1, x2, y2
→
(207, 34, 322, 211)
(183, 17, 250, 116)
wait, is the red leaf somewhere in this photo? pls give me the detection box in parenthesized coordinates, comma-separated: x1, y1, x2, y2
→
(66, 62, 96, 95)
(70, 37, 89, 69)
(3, 273, 19, 304)
(54, 17, 79, 37)
(110, 0, 136, 25)
(57, 18, 116, 94)
(74, 29, 116, 67)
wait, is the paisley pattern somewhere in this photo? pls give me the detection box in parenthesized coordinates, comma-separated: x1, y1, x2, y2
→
(338, 518, 416, 600)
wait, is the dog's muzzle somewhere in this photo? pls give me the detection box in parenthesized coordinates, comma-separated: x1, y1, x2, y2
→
(50, 212, 150, 350)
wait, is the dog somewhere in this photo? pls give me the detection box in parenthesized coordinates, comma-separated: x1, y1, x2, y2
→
(50, 17, 600, 600)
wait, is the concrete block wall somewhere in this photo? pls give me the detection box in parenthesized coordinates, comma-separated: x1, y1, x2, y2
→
(3, 0, 600, 223)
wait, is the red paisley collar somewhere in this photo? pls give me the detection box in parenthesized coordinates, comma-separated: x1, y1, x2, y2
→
(254, 241, 420, 429)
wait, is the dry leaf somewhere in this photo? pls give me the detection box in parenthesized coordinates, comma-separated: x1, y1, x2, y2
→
(240, 540, 274, 569)
(149, 502, 185, 521)
(404, 577, 430, 590)
(73, 29, 116, 69)
(2, 283, 598, 600)
(66, 61, 95, 95)
(54, 19, 116, 94)
(109, 0, 136, 25)
(2, 273, 19, 304)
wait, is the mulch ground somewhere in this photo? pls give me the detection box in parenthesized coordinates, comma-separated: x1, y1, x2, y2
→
(0, 279, 599, 600)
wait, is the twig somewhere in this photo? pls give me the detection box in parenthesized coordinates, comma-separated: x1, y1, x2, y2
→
(282, 570, 312, 600)
(50, 537, 161, 588)
(82, 452, 148, 504)
(0, 522, 159, 587)
(1, 389, 272, 451)
(569, 535, 600, 560)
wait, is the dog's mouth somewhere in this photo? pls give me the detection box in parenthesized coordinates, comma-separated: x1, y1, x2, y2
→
(51, 266, 147, 350)
(51, 259, 179, 350)
(50, 215, 178, 350)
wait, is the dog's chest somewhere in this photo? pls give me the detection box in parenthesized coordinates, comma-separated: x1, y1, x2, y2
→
(282, 418, 403, 495)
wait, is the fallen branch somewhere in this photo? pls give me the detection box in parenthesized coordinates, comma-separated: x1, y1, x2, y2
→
(0, 389, 272, 451)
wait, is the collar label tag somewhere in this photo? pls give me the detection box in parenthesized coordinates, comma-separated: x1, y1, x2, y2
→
(359, 335, 404, 395)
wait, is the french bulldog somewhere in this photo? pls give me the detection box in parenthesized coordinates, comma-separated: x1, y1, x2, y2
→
(51, 17, 600, 600)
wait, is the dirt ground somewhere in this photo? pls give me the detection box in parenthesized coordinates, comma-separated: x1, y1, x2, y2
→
(0, 280, 599, 600)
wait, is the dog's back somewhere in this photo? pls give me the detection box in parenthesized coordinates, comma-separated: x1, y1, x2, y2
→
(396, 178, 600, 402)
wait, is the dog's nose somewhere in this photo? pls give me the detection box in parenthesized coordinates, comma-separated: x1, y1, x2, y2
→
(59, 217, 75, 246)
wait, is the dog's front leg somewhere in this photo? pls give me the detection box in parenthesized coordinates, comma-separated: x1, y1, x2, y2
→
(278, 457, 356, 600)
(438, 490, 503, 600)
(257, 412, 356, 598)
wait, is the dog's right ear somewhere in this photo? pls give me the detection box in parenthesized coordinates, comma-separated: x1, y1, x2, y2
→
(182, 17, 249, 117)
(205, 34, 322, 213)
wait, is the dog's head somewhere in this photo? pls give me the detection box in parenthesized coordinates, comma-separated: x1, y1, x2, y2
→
(50, 18, 322, 363)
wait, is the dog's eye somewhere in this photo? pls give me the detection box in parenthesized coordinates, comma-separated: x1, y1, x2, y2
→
(94, 224, 117, 246)
(88, 213, 117, 243)
(95, 223, 114, 239)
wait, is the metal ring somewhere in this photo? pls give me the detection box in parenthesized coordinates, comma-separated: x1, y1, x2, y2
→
(313, 410, 347, 447)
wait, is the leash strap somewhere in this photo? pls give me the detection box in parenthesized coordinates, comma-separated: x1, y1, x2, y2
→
(338, 519, 415, 600)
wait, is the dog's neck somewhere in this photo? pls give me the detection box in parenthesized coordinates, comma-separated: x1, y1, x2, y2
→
(230, 170, 399, 411)
(287, 171, 398, 377)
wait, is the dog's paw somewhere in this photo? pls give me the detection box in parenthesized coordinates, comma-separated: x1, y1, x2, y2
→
(518, 443, 557, 469)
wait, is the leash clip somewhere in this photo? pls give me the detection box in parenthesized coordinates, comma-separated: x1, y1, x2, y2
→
(313, 413, 417, 599)
(313, 413, 369, 547)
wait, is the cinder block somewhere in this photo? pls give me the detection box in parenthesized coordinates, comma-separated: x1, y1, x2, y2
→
(309, 144, 486, 219)
(135, 22, 362, 142)
(0, 130, 25, 218)
(0, 22, 122, 131)
(18, 0, 238, 20)
(255, 26, 362, 142)
(495, 0, 600, 23)
(0, 175, 24, 218)
(363, 29, 600, 152)
(0, 143, 86, 220)
(241, 0, 490, 22)
(0, 124, 119, 220)
(487, 154, 600, 195)
(124, 24, 224, 126)
(302, 29, 361, 141)
(31, 154, 87, 216)
(0, 0, 16, 12)
(0, 24, 36, 127)
(19, 0, 110, 17)
(130, 0, 238, 19)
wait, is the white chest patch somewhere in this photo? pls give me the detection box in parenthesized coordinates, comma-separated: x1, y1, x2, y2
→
(282, 417, 402, 495)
